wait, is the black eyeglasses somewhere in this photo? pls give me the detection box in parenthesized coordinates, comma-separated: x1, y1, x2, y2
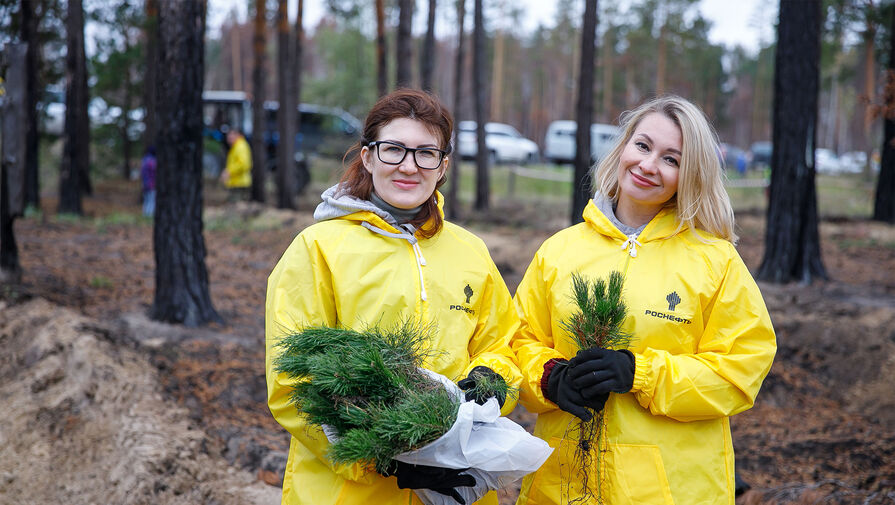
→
(367, 140, 448, 170)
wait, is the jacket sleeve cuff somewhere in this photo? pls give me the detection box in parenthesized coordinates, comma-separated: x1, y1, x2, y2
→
(631, 352, 648, 394)
(539, 358, 567, 399)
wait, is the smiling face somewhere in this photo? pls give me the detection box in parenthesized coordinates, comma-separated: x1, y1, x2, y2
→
(361, 117, 448, 210)
(615, 112, 682, 226)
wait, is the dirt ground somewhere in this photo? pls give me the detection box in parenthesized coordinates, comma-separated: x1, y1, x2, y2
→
(2, 177, 895, 504)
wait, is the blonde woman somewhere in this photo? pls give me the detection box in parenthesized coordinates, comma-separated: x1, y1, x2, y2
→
(512, 95, 777, 505)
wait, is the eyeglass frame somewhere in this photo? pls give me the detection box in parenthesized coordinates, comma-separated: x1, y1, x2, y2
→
(365, 140, 451, 170)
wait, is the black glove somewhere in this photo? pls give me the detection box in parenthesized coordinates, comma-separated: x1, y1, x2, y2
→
(568, 348, 635, 398)
(381, 460, 476, 505)
(543, 360, 593, 421)
(457, 366, 507, 407)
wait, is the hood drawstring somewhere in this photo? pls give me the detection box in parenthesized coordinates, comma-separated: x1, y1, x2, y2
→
(621, 234, 643, 258)
(361, 221, 428, 301)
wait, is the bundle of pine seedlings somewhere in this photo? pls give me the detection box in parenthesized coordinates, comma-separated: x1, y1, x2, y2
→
(273, 321, 510, 474)
(560, 271, 632, 504)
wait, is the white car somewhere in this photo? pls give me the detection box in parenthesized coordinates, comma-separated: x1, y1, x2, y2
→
(815, 148, 842, 174)
(543, 120, 619, 164)
(456, 121, 539, 164)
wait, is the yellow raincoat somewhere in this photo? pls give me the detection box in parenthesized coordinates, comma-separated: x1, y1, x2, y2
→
(224, 135, 252, 188)
(266, 189, 522, 505)
(512, 200, 776, 505)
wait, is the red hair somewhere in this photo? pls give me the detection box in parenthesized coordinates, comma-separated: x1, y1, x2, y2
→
(338, 89, 453, 238)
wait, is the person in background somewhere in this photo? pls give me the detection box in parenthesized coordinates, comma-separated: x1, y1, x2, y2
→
(265, 88, 522, 505)
(511, 95, 777, 505)
(220, 127, 252, 201)
(140, 145, 156, 217)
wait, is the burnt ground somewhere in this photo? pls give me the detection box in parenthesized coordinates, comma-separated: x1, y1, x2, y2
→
(2, 177, 895, 504)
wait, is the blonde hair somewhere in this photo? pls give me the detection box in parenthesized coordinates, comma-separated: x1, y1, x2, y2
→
(594, 95, 737, 243)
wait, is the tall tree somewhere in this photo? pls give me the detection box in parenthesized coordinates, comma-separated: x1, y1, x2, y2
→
(21, 0, 40, 210)
(395, 0, 413, 88)
(572, 0, 598, 224)
(293, 0, 308, 194)
(420, 0, 436, 91)
(447, 0, 466, 219)
(250, 0, 267, 203)
(375, 0, 387, 96)
(58, 0, 90, 214)
(151, 0, 221, 326)
(472, 0, 489, 210)
(757, 0, 827, 284)
(276, 0, 296, 209)
(873, 4, 895, 223)
(143, 0, 158, 149)
(1, 43, 28, 282)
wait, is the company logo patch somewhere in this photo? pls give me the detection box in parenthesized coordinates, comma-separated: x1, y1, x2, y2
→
(666, 291, 681, 311)
(464, 284, 473, 304)
(644, 309, 691, 324)
(450, 304, 476, 315)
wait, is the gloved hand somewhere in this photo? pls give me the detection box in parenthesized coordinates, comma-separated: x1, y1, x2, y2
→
(543, 359, 593, 422)
(457, 366, 507, 407)
(568, 348, 635, 398)
(381, 460, 476, 505)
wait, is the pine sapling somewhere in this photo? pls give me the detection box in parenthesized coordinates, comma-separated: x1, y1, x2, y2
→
(559, 271, 631, 504)
(273, 321, 462, 473)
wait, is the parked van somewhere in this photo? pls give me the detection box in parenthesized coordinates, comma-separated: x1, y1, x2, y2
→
(543, 120, 619, 165)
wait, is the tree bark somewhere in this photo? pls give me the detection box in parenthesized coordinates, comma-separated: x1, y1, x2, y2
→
(151, 0, 221, 327)
(143, 0, 159, 149)
(293, 0, 308, 195)
(873, 6, 895, 223)
(276, 0, 296, 209)
(572, 0, 598, 224)
(447, 0, 466, 220)
(396, 0, 413, 88)
(756, 0, 827, 284)
(59, 0, 90, 214)
(1, 43, 28, 281)
(420, 0, 437, 91)
(21, 0, 40, 210)
(473, 0, 489, 211)
(376, 0, 388, 96)
(121, 31, 134, 180)
(250, 0, 267, 203)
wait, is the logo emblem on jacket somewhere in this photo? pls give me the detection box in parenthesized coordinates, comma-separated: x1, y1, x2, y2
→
(666, 291, 680, 311)
(450, 284, 476, 315)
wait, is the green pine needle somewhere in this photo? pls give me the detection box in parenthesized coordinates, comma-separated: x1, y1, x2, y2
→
(562, 271, 632, 351)
(273, 320, 460, 473)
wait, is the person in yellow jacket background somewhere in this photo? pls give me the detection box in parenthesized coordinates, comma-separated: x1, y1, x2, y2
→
(512, 95, 776, 505)
(220, 127, 252, 201)
(266, 89, 522, 505)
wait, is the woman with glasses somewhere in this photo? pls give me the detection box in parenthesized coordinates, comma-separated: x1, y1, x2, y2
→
(265, 88, 522, 505)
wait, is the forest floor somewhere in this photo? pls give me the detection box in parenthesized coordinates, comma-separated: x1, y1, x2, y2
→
(2, 176, 895, 504)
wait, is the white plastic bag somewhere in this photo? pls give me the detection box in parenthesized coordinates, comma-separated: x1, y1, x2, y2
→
(391, 368, 553, 505)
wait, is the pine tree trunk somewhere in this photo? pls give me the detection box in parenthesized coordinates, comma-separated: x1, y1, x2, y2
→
(396, 0, 413, 89)
(601, 25, 614, 123)
(1, 43, 28, 281)
(151, 0, 221, 327)
(293, 0, 307, 195)
(572, 0, 598, 224)
(121, 32, 133, 180)
(873, 7, 895, 223)
(756, 0, 827, 284)
(376, 0, 388, 96)
(250, 0, 267, 203)
(447, 0, 466, 220)
(59, 0, 89, 215)
(22, 0, 40, 211)
(143, 0, 159, 149)
(472, 0, 489, 211)
(420, 0, 436, 91)
(276, 0, 296, 209)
